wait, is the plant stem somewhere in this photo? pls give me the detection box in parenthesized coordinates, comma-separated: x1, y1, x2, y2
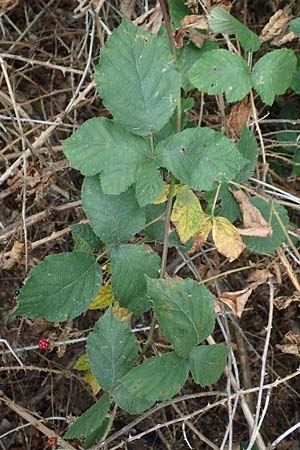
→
(158, 0, 177, 62)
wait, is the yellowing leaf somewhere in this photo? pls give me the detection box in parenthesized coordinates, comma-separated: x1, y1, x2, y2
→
(112, 301, 132, 323)
(212, 216, 245, 262)
(171, 186, 204, 243)
(84, 371, 101, 395)
(89, 284, 115, 310)
(74, 353, 90, 371)
(153, 183, 184, 204)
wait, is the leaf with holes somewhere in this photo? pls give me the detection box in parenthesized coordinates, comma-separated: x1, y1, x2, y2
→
(156, 127, 247, 191)
(14, 253, 102, 322)
(146, 277, 215, 357)
(188, 49, 252, 102)
(252, 49, 297, 105)
(95, 19, 181, 136)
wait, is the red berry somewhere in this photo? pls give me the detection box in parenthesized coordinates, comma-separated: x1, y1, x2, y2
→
(38, 338, 49, 350)
(47, 437, 57, 448)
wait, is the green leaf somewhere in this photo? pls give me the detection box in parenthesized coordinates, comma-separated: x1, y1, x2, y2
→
(252, 49, 297, 105)
(146, 277, 215, 357)
(82, 177, 145, 245)
(64, 393, 109, 439)
(244, 198, 289, 254)
(236, 126, 258, 182)
(157, 127, 247, 191)
(87, 307, 139, 391)
(14, 253, 102, 321)
(168, 0, 191, 29)
(112, 384, 154, 414)
(135, 161, 164, 207)
(84, 418, 109, 449)
(205, 184, 240, 222)
(291, 53, 300, 93)
(178, 41, 218, 91)
(74, 353, 90, 371)
(189, 344, 229, 386)
(289, 18, 300, 36)
(121, 352, 190, 402)
(188, 49, 252, 102)
(70, 223, 103, 251)
(209, 8, 261, 52)
(95, 19, 181, 136)
(62, 118, 151, 195)
(145, 203, 192, 251)
(110, 244, 161, 316)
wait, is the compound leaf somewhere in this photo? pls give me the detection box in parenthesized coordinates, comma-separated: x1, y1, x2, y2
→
(121, 352, 190, 402)
(14, 253, 102, 322)
(209, 7, 261, 52)
(95, 19, 181, 136)
(252, 49, 297, 105)
(146, 277, 215, 357)
(189, 344, 229, 386)
(64, 393, 109, 439)
(188, 49, 252, 102)
(87, 307, 139, 391)
(244, 198, 289, 254)
(171, 185, 204, 243)
(82, 176, 145, 245)
(157, 127, 247, 191)
(110, 244, 161, 316)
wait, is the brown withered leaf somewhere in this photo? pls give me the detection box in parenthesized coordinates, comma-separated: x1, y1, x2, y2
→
(272, 31, 297, 46)
(174, 29, 186, 48)
(184, 0, 198, 13)
(277, 331, 300, 355)
(120, 0, 136, 19)
(181, 15, 208, 30)
(212, 0, 232, 12)
(134, 5, 163, 34)
(231, 190, 272, 238)
(261, 9, 289, 42)
(220, 270, 271, 317)
(3, 241, 24, 270)
(226, 98, 251, 139)
(212, 216, 245, 262)
(221, 287, 254, 318)
(0, 0, 18, 12)
(274, 292, 300, 310)
(188, 29, 207, 48)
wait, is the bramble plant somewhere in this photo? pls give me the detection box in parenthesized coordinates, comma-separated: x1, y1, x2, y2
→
(13, 1, 298, 447)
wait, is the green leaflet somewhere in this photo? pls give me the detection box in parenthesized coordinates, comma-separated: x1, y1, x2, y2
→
(189, 344, 229, 386)
(70, 223, 103, 252)
(135, 160, 164, 207)
(146, 277, 215, 357)
(112, 384, 155, 414)
(244, 197, 289, 254)
(208, 7, 261, 52)
(236, 126, 259, 182)
(95, 19, 181, 136)
(156, 127, 247, 191)
(87, 307, 139, 391)
(188, 49, 252, 102)
(252, 49, 297, 105)
(110, 244, 161, 316)
(14, 253, 102, 322)
(289, 18, 300, 36)
(291, 53, 300, 93)
(168, 0, 191, 29)
(121, 352, 190, 402)
(64, 393, 109, 439)
(82, 177, 146, 245)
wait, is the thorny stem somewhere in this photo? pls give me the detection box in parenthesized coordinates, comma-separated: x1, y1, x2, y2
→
(141, 0, 181, 356)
